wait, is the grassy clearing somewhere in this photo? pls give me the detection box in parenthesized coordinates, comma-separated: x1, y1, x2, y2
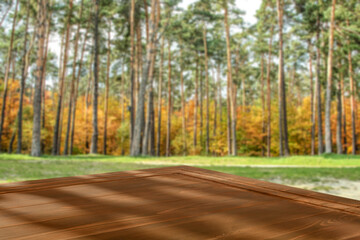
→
(0, 154, 359, 183)
(1, 153, 360, 167)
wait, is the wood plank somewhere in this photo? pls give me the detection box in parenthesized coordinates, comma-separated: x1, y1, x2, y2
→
(0, 166, 359, 239)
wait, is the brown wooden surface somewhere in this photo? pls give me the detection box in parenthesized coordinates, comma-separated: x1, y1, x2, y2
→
(0, 166, 359, 240)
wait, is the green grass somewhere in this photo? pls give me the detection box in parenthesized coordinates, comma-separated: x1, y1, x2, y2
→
(1, 153, 360, 167)
(0, 154, 359, 183)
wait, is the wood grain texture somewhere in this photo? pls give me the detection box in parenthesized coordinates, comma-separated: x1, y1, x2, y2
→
(0, 166, 359, 239)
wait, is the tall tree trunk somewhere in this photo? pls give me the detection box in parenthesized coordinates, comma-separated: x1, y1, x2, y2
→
(41, 10, 52, 137)
(180, 47, 187, 155)
(143, 0, 149, 43)
(52, 0, 73, 155)
(224, 0, 236, 155)
(0, 0, 19, 148)
(324, 0, 336, 153)
(70, 26, 89, 154)
(136, 23, 145, 142)
(315, 13, 324, 154)
(120, 63, 125, 155)
(90, 0, 100, 154)
(149, 100, 156, 155)
(336, 77, 342, 154)
(193, 55, 199, 148)
(217, 63, 222, 133)
(16, 1, 31, 153)
(348, 47, 356, 155)
(203, 26, 210, 155)
(266, 26, 274, 157)
(200, 64, 204, 149)
(240, 56, 246, 113)
(7, 59, 16, 151)
(213, 68, 217, 137)
(129, 0, 135, 148)
(340, 62, 347, 153)
(277, 3, 284, 155)
(31, 0, 47, 156)
(308, 40, 315, 155)
(226, 76, 232, 155)
(53, 32, 66, 154)
(277, 0, 289, 156)
(84, 55, 93, 152)
(149, 0, 159, 156)
(165, 40, 172, 157)
(346, 22, 356, 154)
(143, 86, 154, 155)
(260, 53, 265, 156)
(103, 22, 111, 155)
(143, 2, 160, 155)
(156, 37, 164, 156)
(130, 0, 159, 156)
(8, 130, 16, 154)
(64, 0, 84, 155)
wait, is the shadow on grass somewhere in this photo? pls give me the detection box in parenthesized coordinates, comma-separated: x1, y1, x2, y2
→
(321, 153, 360, 160)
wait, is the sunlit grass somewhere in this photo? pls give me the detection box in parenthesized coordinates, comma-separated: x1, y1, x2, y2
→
(0, 153, 359, 183)
(1, 153, 360, 167)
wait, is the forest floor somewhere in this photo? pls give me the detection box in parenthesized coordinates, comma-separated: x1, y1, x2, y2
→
(0, 154, 359, 200)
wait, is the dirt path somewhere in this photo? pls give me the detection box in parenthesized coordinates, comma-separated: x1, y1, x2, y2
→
(140, 162, 359, 168)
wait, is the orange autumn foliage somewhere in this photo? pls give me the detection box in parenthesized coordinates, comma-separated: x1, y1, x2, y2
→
(0, 79, 358, 156)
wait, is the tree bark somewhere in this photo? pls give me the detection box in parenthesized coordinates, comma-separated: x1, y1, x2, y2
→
(52, 0, 73, 155)
(203, 26, 210, 155)
(84, 55, 93, 152)
(90, 0, 100, 154)
(200, 63, 204, 149)
(130, 0, 159, 156)
(7, 59, 16, 152)
(129, 0, 135, 148)
(224, 0, 236, 155)
(103, 22, 111, 155)
(31, 0, 47, 156)
(136, 23, 145, 143)
(70, 26, 89, 154)
(165, 40, 172, 157)
(120, 63, 125, 155)
(64, 0, 84, 155)
(217, 63, 222, 134)
(308, 40, 315, 155)
(156, 37, 164, 156)
(143, 2, 160, 155)
(336, 77, 342, 154)
(266, 26, 274, 157)
(41, 10, 52, 137)
(0, 0, 19, 148)
(315, 12, 324, 154)
(324, 0, 336, 153)
(213, 68, 217, 137)
(260, 53, 265, 156)
(8, 130, 16, 154)
(193, 55, 199, 148)
(277, 0, 289, 156)
(345, 22, 356, 155)
(348, 47, 356, 155)
(340, 62, 347, 154)
(180, 47, 187, 155)
(16, 0, 31, 153)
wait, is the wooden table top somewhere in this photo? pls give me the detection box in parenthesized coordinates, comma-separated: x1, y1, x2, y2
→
(0, 166, 359, 240)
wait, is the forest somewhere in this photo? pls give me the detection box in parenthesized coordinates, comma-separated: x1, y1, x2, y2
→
(0, 0, 359, 157)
